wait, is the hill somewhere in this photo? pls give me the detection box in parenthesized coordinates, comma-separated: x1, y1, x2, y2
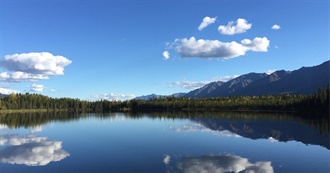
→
(185, 60, 330, 98)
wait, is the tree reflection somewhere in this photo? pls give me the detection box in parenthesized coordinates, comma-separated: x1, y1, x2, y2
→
(0, 111, 328, 133)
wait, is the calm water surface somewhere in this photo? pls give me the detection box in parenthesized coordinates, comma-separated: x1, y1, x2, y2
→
(0, 112, 329, 173)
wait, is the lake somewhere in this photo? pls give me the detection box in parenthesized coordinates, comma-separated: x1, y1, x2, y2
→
(0, 112, 329, 173)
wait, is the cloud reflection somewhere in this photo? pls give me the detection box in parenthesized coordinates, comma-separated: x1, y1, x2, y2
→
(171, 123, 241, 138)
(0, 124, 7, 129)
(163, 154, 171, 165)
(0, 135, 69, 166)
(175, 155, 274, 173)
(29, 125, 43, 133)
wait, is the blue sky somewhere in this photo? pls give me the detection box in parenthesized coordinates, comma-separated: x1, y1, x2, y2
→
(0, 0, 328, 100)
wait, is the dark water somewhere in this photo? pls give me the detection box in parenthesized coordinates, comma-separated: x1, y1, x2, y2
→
(0, 112, 329, 173)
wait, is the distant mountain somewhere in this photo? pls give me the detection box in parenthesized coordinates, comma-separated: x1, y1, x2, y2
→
(135, 92, 186, 100)
(185, 60, 330, 98)
(0, 93, 8, 99)
(184, 81, 225, 98)
(171, 92, 186, 98)
(135, 94, 163, 100)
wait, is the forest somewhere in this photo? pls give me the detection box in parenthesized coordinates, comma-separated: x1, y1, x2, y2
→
(0, 85, 329, 114)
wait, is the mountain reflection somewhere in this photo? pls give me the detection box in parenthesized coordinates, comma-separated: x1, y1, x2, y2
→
(0, 134, 69, 166)
(166, 154, 274, 173)
(191, 117, 330, 149)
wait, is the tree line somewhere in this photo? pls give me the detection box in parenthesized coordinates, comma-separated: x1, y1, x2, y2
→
(0, 85, 329, 114)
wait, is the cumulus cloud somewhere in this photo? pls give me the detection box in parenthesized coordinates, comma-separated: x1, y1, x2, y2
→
(0, 52, 71, 82)
(271, 24, 281, 30)
(172, 37, 269, 59)
(162, 51, 170, 60)
(0, 72, 48, 82)
(218, 18, 252, 35)
(0, 135, 69, 166)
(0, 87, 19, 95)
(241, 37, 270, 52)
(176, 155, 274, 173)
(175, 37, 248, 59)
(91, 93, 136, 101)
(198, 16, 217, 31)
(31, 84, 44, 92)
(1, 52, 72, 75)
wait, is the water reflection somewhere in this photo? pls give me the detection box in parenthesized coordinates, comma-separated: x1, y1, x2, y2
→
(165, 154, 274, 173)
(29, 125, 43, 133)
(0, 111, 328, 149)
(0, 112, 328, 172)
(191, 117, 330, 149)
(171, 123, 241, 138)
(163, 154, 171, 165)
(0, 134, 69, 166)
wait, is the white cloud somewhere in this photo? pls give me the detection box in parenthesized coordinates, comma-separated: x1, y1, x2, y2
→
(0, 71, 48, 82)
(175, 37, 248, 59)
(162, 51, 170, 60)
(1, 52, 72, 75)
(91, 93, 136, 101)
(265, 69, 276, 75)
(210, 75, 239, 82)
(218, 18, 252, 35)
(177, 155, 274, 173)
(0, 72, 10, 80)
(198, 16, 217, 31)
(170, 81, 210, 90)
(170, 37, 269, 59)
(241, 37, 270, 52)
(271, 24, 281, 30)
(0, 87, 19, 95)
(0, 52, 72, 82)
(30, 84, 44, 92)
(0, 135, 69, 166)
(169, 75, 239, 90)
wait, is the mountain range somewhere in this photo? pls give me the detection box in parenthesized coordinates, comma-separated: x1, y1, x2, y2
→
(184, 60, 329, 98)
(1, 61, 328, 100)
(135, 93, 186, 100)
